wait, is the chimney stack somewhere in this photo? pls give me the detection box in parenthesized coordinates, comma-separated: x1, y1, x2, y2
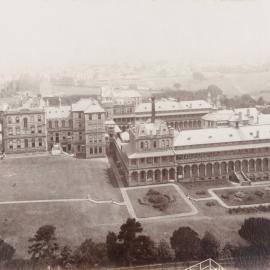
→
(151, 96, 155, 123)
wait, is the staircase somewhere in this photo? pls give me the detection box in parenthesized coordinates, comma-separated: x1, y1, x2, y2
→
(231, 171, 251, 186)
(184, 259, 226, 270)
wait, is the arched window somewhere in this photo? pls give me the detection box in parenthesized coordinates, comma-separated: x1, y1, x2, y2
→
(48, 120, 52, 128)
(55, 121, 58, 128)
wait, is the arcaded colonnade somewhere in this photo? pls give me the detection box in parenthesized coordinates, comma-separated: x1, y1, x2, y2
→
(128, 158, 270, 186)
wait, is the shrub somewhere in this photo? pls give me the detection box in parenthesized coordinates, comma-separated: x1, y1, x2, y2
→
(221, 194, 229, 200)
(206, 201, 216, 207)
(254, 190, 264, 197)
(196, 191, 206, 196)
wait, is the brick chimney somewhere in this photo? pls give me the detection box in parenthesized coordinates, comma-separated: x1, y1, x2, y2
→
(151, 96, 155, 123)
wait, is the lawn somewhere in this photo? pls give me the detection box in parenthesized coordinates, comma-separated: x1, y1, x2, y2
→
(180, 180, 232, 199)
(213, 186, 270, 206)
(0, 156, 128, 258)
(126, 185, 192, 218)
(0, 156, 122, 202)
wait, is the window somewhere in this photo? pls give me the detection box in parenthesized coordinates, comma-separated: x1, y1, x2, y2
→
(16, 116, 19, 123)
(90, 148, 93, 154)
(153, 141, 157, 148)
(140, 141, 144, 149)
(78, 145, 81, 152)
(38, 138, 42, 147)
(63, 135, 66, 140)
(69, 120, 72, 128)
(9, 141, 13, 149)
(48, 121, 52, 128)
(24, 139, 28, 148)
(154, 157, 159, 163)
(89, 114, 92, 120)
(94, 147, 97, 154)
(32, 139, 35, 148)
(99, 147, 102, 153)
(16, 127, 20, 135)
(98, 113, 101, 120)
(23, 118, 28, 128)
(50, 136, 53, 141)
(79, 132, 83, 141)
(62, 120, 65, 127)
(140, 158, 145, 164)
(31, 126, 35, 134)
(8, 128, 13, 135)
(145, 141, 148, 149)
(131, 159, 137, 165)
(38, 115, 42, 122)
(17, 140, 21, 149)
(8, 117, 12, 124)
(38, 126, 42, 134)
(78, 112, 82, 119)
(55, 121, 58, 128)
(147, 158, 152, 164)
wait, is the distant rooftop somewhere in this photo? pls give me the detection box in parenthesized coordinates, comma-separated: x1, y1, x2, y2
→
(45, 106, 71, 119)
(71, 99, 104, 113)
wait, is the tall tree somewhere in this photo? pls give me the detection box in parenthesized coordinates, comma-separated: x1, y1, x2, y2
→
(28, 225, 59, 266)
(58, 245, 73, 268)
(131, 235, 157, 265)
(157, 239, 173, 263)
(200, 231, 220, 260)
(118, 218, 143, 265)
(106, 231, 125, 266)
(170, 227, 201, 261)
(239, 218, 270, 254)
(0, 239, 15, 263)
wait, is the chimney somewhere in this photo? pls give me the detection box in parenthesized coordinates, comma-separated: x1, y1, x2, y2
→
(151, 96, 155, 123)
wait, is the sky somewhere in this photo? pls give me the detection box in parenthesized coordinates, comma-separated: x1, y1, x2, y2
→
(0, 0, 269, 72)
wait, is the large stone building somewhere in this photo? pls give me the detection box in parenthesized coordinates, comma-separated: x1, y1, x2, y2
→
(113, 116, 270, 186)
(2, 108, 47, 154)
(46, 98, 106, 158)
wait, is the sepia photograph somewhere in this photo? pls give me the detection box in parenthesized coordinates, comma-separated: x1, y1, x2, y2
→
(0, 0, 270, 269)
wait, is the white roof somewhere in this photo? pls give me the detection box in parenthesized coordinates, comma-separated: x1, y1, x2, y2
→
(202, 108, 258, 122)
(174, 124, 270, 147)
(135, 100, 211, 113)
(72, 99, 104, 113)
(45, 106, 71, 119)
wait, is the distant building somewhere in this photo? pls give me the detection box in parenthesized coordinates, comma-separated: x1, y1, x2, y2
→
(2, 108, 47, 154)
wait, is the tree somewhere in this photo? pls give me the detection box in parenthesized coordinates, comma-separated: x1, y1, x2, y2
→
(0, 239, 15, 263)
(170, 227, 201, 261)
(131, 235, 157, 265)
(239, 218, 270, 254)
(73, 239, 108, 267)
(106, 232, 125, 266)
(58, 245, 73, 268)
(28, 225, 59, 266)
(257, 96, 265, 106)
(157, 239, 173, 263)
(118, 218, 143, 265)
(200, 231, 220, 260)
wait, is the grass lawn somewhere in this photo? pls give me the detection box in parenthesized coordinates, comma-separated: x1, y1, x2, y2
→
(126, 185, 192, 218)
(0, 156, 122, 202)
(214, 186, 270, 206)
(0, 156, 128, 258)
(180, 180, 232, 199)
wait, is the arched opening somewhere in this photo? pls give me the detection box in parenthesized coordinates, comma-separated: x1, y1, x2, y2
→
(263, 158, 269, 171)
(191, 165, 198, 178)
(140, 171, 146, 182)
(197, 120, 201, 128)
(169, 168, 175, 180)
(256, 159, 262, 172)
(162, 169, 168, 181)
(249, 159, 255, 172)
(242, 160, 248, 173)
(199, 164, 206, 178)
(147, 170, 153, 182)
(179, 122, 183, 129)
(131, 172, 138, 183)
(188, 121, 192, 128)
(228, 161, 234, 173)
(155, 170, 161, 182)
(206, 163, 213, 177)
(184, 165, 191, 179)
(221, 162, 227, 175)
(184, 121, 188, 129)
(213, 163, 220, 177)
(235, 160, 241, 172)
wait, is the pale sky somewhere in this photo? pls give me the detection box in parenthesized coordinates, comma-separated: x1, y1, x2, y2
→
(0, 0, 269, 72)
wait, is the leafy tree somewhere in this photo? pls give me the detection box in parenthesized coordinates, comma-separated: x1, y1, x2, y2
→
(131, 235, 157, 265)
(118, 218, 143, 265)
(0, 239, 15, 263)
(58, 245, 73, 268)
(170, 227, 201, 261)
(257, 96, 265, 106)
(28, 225, 59, 266)
(200, 231, 220, 260)
(239, 218, 270, 254)
(73, 239, 108, 267)
(106, 231, 125, 266)
(157, 239, 173, 263)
